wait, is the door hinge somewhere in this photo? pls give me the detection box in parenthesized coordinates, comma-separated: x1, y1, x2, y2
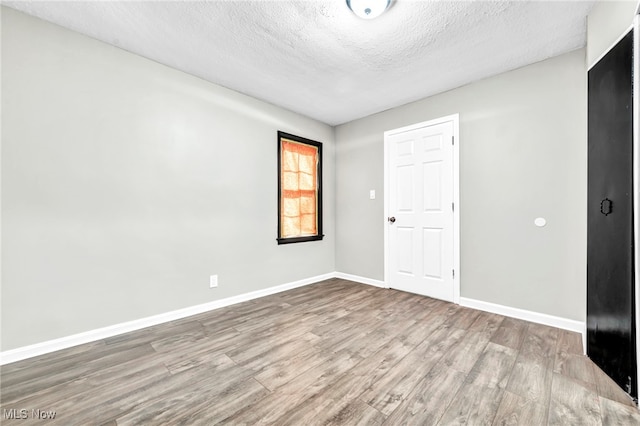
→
(451, 136, 454, 145)
(452, 202, 455, 212)
(452, 269, 455, 279)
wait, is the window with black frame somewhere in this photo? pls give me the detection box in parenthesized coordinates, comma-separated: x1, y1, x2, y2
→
(277, 131, 323, 244)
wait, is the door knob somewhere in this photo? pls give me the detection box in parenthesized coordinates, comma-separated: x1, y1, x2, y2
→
(600, 198, 612, 216)
(388, 216, 396, 223)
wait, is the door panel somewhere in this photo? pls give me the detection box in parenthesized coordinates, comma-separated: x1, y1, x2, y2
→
(397, 227, 414, 275)
(423, 134, 442, 152)
(423, 228, 442, 279)
(397, 165, 415, 212)
(587, 30, 637, 399)
(388, 120, 454, 301)
(423, 161, 442, 211)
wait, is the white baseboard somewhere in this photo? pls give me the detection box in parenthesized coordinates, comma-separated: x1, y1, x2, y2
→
(334, 272, 387, 288)
(0, 272, 335, 366)
(460, 297, 586, 353)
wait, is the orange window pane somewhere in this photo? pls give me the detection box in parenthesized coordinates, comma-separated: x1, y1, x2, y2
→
(283, 149, 298, 171)
(282, 216, 300, 238)
(283, 171, 299, 191)
(300, 194, 316, 215)
(300, 214, 317, 235)
(299, 153, 316, 175)
(299, 172, 314, 191)
(280, 138, 318, 238)
(283, 197, 300, 218)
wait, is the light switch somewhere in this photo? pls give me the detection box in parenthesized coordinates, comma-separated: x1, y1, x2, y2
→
(369, 190, 376, 200)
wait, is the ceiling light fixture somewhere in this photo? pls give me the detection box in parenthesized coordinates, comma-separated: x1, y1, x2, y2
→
(346, 0, 391, 20)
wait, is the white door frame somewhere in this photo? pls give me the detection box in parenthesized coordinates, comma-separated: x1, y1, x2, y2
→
(383, 114, 460, 304)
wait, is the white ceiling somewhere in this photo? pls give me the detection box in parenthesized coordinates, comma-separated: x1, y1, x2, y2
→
(3, 0, 595, 126)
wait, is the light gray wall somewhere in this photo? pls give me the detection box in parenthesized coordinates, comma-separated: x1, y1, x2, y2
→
(1, 7, 335, 351)
(587, 0, 637, 66)
(336, 49, 587, 321)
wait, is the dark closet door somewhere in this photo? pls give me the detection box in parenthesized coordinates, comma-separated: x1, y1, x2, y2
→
(587, 30, 636, 399)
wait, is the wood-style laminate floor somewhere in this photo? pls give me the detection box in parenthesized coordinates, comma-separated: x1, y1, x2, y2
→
(1, 279, 639, 425)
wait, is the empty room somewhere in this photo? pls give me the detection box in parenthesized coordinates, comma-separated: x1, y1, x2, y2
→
(2, 0, 640, 424)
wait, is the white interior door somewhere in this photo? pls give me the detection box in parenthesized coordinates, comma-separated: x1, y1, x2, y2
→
(385, 116, 458, 302)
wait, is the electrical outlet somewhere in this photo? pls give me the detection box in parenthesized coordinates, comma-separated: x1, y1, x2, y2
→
(369, 189, 376, 200)
(209, 275, 218, 288)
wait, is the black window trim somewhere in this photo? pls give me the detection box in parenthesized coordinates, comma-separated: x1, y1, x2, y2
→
(277, 131, 324, 245)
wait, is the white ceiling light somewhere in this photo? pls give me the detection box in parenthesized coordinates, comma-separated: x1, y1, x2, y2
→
(346, 0, 391, 20)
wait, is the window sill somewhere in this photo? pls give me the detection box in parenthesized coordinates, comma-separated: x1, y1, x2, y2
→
(277, 235, 325, 245)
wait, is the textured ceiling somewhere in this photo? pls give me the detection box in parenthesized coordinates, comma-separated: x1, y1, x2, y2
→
(3, 1, 595, 126)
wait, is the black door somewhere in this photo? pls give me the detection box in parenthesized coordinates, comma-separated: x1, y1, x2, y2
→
(587, 30, 636, 399)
